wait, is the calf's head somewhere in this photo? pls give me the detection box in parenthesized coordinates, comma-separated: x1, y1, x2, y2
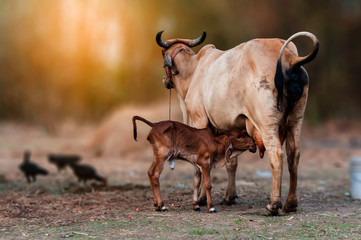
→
(156, 30, 206, 89)
(225, 129, 257, 162)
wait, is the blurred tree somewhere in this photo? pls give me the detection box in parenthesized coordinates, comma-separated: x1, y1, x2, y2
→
(0, 0, 359, 127)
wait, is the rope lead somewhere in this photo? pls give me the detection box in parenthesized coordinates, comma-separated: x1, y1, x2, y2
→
(169, 88, 171, 120)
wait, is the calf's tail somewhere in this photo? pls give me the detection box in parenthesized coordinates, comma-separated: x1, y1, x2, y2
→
(275, 31, 319, 111)
(132, 116, 155, 141)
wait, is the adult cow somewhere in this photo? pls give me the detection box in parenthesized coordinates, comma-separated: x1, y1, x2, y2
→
(156, 30, 318, 215)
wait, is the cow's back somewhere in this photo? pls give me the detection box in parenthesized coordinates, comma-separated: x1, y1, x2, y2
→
(198, 38, 300, 132)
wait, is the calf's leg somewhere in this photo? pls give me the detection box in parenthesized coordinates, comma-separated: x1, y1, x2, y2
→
(192, 166, 202, 211)
(197, 182, 207, 206)
(148, 155, 166, 211)
(201, 164, 216, 213)
(198, 157, 239, 206)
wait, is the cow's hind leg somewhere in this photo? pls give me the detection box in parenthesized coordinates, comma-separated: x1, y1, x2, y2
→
(283, 123, 302, 213)
(263, 134, 283, 216)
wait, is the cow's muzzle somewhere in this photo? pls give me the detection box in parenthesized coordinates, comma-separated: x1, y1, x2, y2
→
(163, 75, 174, 89)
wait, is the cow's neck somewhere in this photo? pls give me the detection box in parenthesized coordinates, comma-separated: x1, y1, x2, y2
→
(172, 53, 197, 99)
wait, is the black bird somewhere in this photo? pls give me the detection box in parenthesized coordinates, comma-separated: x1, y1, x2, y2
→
(69, 163, 107, 185)
(19, 151, 48, 183)
(48, 154, 81, 171)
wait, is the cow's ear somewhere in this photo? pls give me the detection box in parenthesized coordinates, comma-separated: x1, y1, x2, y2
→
(163, 52, 172, 68)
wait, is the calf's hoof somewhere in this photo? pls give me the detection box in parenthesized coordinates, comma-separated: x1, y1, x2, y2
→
(283, 202, 298, 213)
(193, 205, 201, 211)
(155, 206, 168, 212)
(208, 207, 216, 213)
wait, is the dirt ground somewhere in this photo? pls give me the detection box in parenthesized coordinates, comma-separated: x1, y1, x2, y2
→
(0, 103, 361, 239)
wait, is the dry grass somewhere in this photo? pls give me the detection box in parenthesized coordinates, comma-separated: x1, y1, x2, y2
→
(0, 102, 361, 239)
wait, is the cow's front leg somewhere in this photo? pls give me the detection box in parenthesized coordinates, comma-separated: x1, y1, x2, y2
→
(264, 137, 283, 216)
(222, 156, 238, 205)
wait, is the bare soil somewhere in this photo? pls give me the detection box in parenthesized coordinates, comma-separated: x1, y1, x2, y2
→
(0, 103, 360, 239)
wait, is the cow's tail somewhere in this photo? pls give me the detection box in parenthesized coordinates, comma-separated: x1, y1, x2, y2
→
(132, 116, 155, 141)
(275, 31, 319, 111)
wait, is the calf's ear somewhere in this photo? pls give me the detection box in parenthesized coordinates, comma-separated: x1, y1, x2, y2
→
(225, 142, 233, 163)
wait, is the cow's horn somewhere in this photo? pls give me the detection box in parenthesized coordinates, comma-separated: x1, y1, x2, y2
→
(156, 30, 170, 48)
(188, 31, 207, 47)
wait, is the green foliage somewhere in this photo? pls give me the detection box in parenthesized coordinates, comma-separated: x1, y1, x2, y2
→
(189, 227, 219, 235)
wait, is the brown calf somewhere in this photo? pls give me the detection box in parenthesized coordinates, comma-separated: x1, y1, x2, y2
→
(132, 116, 256, 213)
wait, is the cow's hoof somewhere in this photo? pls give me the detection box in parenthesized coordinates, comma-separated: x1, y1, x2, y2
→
(220, 197, 237, 206)
(264, 209, 279, 216)
(198, 196, 207, 206)
(209, 208, 216, 213)
(266, 203, 282, 216)
(283, 202, 298, 213)
(193, 205, 201, 211)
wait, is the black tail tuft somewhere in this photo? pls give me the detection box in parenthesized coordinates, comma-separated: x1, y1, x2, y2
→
(275, 31, 318, 112)
(275, 59, 284, 110)
(285, 66, 309, 112)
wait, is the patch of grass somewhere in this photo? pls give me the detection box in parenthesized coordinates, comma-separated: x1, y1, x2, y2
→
(189, 228, 219, 235)
(4, 211, 361, 240)
(2, 192, 361, 240)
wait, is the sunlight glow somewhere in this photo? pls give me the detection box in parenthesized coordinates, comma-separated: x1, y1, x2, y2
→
(61, 0, 123, 68)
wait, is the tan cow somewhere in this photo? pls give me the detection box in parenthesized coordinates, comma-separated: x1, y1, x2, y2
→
(156, 31, 319, 215)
